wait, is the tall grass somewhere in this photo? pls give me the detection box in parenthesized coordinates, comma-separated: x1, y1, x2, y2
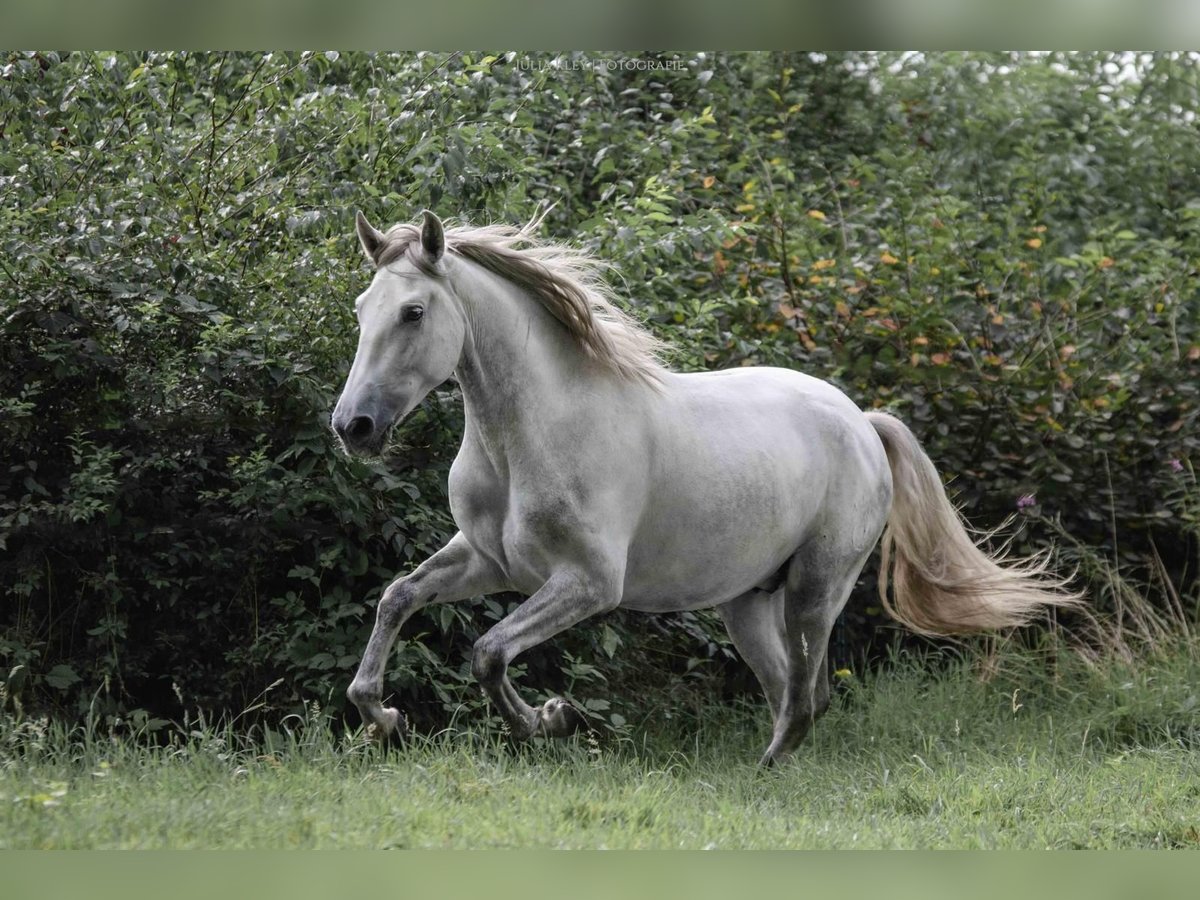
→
(1031, 459, 1199, 664)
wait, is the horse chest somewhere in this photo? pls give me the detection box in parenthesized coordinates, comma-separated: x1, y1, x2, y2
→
(448, 455, 506, 544)
(448, 452, 569, 590)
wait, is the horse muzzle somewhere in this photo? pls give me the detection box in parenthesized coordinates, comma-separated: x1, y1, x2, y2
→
(332, 388, 423, 457)
(331, 389, 395, 456)
(332, 410, 382, 456)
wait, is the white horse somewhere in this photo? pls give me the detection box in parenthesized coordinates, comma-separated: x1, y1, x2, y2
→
(333, 210, 1078, 765)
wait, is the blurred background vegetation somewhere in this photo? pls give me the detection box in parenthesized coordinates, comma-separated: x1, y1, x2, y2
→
(2, 50, 1197, 734)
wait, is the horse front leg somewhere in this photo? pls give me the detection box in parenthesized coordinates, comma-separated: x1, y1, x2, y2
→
(347, 531, 503, 741)
(471, 566, 622, 740)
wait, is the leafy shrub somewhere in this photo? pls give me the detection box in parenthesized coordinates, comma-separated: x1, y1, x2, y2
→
(1, 51, 1196, 731)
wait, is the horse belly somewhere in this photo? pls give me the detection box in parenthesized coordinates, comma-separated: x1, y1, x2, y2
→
(618, 370, 888, 612)
(620, 448, 813, 612)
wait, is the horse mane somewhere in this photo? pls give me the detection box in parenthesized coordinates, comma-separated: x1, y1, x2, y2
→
(372, 216, 667, 384)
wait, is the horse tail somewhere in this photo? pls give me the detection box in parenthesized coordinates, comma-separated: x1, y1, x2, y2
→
(865, 411, 1082, 635)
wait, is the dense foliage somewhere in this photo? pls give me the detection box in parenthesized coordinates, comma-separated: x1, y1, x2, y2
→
(2, 51, 1197, 730)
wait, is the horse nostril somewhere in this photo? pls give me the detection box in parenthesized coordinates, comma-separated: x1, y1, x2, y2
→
(346, 415, 375, 442)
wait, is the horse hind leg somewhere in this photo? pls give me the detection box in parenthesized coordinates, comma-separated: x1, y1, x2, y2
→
(717, 588, 788, 721)
(760, 546, 872, 767)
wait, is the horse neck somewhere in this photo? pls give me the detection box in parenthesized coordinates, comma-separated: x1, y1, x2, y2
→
(452, 261, 602, 440)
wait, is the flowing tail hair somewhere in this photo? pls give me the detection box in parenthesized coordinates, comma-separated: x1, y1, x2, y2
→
(866, 411, 1083, 635)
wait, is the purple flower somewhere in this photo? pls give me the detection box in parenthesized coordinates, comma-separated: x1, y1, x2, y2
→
(1016, 493, 1037, 510)
(1168, 459, 1184, 473)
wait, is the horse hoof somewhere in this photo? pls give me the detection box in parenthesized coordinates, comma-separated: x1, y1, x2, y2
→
(537, 697, 588, 738)
(366, 707, 408, 746)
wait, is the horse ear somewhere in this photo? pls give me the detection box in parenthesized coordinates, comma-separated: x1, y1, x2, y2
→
(420, 209, 445, 261)
(355, 210, 385, 264)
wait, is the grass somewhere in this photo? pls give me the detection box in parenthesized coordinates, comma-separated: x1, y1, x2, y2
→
(2, 642, 1199, 849)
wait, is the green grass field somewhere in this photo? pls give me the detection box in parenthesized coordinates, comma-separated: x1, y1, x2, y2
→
(3, 644, 1198, 849)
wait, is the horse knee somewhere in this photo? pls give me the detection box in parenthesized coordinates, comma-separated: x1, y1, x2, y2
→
(471, 636, 506, 686)
(376, 579, 416, 627)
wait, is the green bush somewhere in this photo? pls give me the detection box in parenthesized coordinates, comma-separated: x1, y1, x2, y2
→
(1, 51, 1197, 731)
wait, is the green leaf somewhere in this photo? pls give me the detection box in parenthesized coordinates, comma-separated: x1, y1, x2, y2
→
(44, 664, 80, 691)
(600, 625, 622, 659)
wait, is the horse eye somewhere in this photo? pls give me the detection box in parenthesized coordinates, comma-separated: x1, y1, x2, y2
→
(401, 305, 424, 323)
